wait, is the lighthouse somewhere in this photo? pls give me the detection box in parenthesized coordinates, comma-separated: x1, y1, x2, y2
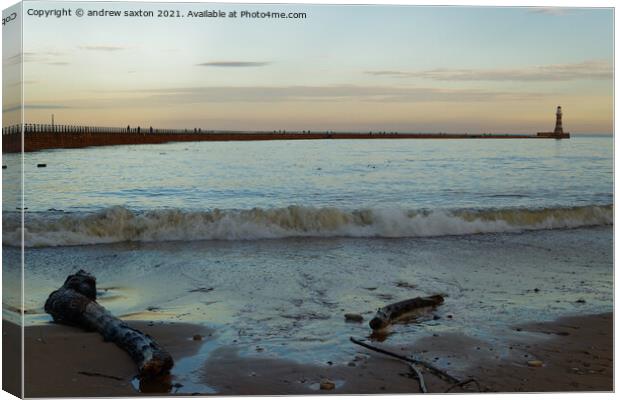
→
(554, 106, 563, 135)
(537, 106, 570, 139)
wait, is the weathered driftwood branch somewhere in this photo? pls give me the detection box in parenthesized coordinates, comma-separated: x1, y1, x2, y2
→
(369, 295, 444, 330)
(44, 270, 173, 377)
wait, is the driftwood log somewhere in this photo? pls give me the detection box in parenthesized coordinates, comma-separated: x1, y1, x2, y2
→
(44, 270, 173, 377)
(369, 295, 444, 330)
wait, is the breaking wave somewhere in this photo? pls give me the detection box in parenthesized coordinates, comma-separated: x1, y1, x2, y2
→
(2, 204, 613, 248)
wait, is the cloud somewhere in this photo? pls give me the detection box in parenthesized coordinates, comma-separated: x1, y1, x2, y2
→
(5, 80, 38, 87)
(3, 52, 69, 66)
(366, 60, 612, 81)
(25, 104, 72, 110)
(528, 7, 570, 16)
(79, 45, 127, 51)
(115, 84, 544, 104)
(196, 61, 271, 67)
(367, 70, 416, 78)
(3, 54, 22, 66)
(3, 104, 72, 113)
(4, 52, 44, 65)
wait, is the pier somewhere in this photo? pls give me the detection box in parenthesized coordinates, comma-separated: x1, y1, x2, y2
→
(2, 123, 567, 153)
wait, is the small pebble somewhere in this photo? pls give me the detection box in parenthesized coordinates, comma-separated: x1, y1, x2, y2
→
(344, 313, 364, 323)
(527, 360, 543, 367)
(320, 379, 335, 390)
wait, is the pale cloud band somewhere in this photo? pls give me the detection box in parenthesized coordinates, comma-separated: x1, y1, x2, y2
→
(13, 86, 543, 117)
(78, 45, 127, 51)
(366, 60, 612, 81)
(4, 51, 69, 66)
(3, 104, 72, 113)
(528, 7, 571, 16)
(197, 61, 271, 67)
(85, 85, 544, 106)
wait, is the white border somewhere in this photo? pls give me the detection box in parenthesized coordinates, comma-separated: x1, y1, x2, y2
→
(0, 1, 616, 400)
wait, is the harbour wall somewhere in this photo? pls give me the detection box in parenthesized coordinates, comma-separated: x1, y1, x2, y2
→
(1, 124, 560, 153)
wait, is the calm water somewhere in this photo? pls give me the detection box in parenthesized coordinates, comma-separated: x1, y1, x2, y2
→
(2, 137, 614, 213)
(2, 136, 614, 388)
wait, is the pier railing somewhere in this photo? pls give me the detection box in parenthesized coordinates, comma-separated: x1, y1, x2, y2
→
(2, 123, 210, 135)
(2, 123, 342, 153)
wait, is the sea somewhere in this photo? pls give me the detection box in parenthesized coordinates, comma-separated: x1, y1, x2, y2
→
(2, 136, 613, 379)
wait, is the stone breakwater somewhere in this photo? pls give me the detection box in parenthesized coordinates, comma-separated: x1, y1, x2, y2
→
(2, 128, 550, 153)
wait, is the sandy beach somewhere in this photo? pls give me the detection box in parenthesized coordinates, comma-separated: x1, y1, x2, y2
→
(10, 312, 611, 396)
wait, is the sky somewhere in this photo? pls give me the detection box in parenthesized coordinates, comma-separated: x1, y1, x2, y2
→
(2, 1, 614, 133)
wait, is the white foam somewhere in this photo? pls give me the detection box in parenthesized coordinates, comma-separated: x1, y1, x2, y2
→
(2, 204, 612, 247)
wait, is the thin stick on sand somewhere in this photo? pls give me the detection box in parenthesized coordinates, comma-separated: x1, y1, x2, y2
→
(44, 270, 174, 378)
(350, 337, 480, 392)
(408, 363, 428, 393)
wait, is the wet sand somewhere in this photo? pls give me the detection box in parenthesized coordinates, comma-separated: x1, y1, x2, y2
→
(13, 312, 612, 396)
(17, 321, 212, 397)
(2, 319, 22, 397)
